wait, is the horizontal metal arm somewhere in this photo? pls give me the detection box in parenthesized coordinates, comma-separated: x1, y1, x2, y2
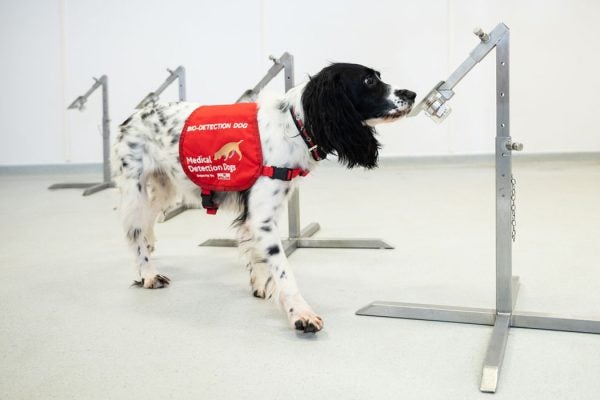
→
(67, 75, 107, 111)
(136, 66, 186, 109)
(236, 52, 293, 103)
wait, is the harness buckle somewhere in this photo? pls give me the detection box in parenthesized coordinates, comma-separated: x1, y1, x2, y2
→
(271, 167, 293, 181)
(201, 190, 218, 213)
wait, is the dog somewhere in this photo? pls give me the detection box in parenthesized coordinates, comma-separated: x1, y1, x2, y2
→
(112, 63, 416, 333)
(214, 140, 243, 161)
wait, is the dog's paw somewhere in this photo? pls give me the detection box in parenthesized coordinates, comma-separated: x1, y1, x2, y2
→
(131, 274, 170, 289)
(290, 309, 324, 333)
(250, 269, 272, 300)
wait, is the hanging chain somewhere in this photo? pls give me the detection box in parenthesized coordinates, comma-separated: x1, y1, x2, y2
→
(510, 174, 517, 242)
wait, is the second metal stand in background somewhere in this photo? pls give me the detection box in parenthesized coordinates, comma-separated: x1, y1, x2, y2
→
(199, 52, 393, 256)
(49, 75, 113, 196)
(356, 23, 600, 394)
(135, 66, 187, 109)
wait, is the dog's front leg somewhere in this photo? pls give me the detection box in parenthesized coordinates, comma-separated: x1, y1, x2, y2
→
(237, 224, 272, 299)
(246, 180, 323, 333)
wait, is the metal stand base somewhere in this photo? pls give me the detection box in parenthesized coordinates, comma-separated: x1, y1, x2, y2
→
(356, 276, 600, 393)
(48, 181, 114, 196)
(199, 222, 393, 257)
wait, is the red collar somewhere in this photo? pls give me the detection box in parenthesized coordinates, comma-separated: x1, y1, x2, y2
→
(290, 107, 326, 161)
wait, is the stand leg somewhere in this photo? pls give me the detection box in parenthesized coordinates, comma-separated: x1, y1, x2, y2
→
(159, 203, 190, 222)
(480, 313, 511, 393)
(82, 181, 114, 196)
(48, 181, 114, 196)
(49, 183, 99, 190)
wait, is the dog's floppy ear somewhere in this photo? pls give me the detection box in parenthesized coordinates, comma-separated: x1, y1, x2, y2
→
(301, 68, 380, 169)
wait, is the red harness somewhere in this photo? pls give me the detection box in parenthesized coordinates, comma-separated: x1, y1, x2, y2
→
(179, 103, 308, 214)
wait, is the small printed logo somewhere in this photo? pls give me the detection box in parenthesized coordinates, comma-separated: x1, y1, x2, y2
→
(217, 173, 231, 180)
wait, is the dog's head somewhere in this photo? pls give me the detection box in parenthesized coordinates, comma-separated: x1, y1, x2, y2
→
(302, 63, 415, 169)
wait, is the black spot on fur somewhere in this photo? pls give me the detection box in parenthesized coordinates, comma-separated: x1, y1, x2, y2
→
(128, 228, 141, 242)
(137, 246, 141, 256)
(260, 225, 272, 232)
(119, 115, 133, 127)
(267, 245, 280, 256)
(289, 308, 294, 313)
(127, 141, 139, 149)
(280, 270, 287, 279)
(157, 109, 167, 126)
(262, 218, 271, 224)
(273, 189, 280, 195)
(140, 109, 155, 120)
(284, 188, 290, 195)
(277, 100, 290, 112)
(137, 183, 142, 192)
(131, 278, 144, 287)
(170, 134, 180, 145)
(144, 257, 148, 262)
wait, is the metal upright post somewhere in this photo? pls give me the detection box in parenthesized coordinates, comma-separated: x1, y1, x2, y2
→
(49, 75, 114, 196)
(356, 23, 600, 394)
(480, 30, 513, 392)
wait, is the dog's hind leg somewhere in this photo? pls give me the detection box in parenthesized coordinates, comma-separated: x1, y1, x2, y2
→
(118, 168, 170, 289)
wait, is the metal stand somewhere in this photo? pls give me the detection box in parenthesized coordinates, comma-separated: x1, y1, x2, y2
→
(134, 66, 191, 221)
(49, 75, 113, 196)
(356, 23, 600, 393)
(135, 66, 186, 109)
(198, 52, 393, 256)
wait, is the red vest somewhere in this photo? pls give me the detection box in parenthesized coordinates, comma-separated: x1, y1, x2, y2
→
(180, 103, 263, 192)
(179, 103, 308, 214)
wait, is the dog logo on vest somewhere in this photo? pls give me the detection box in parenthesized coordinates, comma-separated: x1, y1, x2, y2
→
(214, 140, 243, 161)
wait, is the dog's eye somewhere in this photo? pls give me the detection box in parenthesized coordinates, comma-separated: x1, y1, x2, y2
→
(364, 76, 377, 87)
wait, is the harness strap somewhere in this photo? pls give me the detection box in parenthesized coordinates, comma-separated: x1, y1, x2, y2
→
(201, 166, 309, 214)
(261, 166, 309, 181)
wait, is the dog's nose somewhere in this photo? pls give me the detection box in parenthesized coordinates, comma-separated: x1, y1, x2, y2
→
(395, 89, 416, 101)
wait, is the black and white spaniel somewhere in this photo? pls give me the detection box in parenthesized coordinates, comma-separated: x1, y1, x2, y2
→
(112, 63, 416, 333)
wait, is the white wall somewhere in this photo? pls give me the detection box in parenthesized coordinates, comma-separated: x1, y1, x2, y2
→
(1, 0, 599, 165)
(0, 0, 65, 165)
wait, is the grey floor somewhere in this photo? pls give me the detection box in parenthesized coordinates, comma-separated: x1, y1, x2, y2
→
(1, 158, 599, 400)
